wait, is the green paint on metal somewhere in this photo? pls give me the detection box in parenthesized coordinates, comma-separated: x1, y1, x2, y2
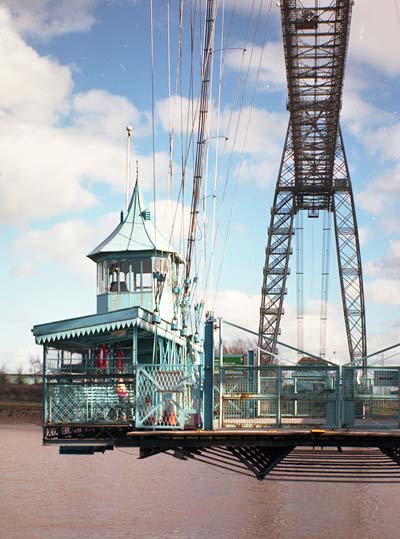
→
(87, 180, 182, 262)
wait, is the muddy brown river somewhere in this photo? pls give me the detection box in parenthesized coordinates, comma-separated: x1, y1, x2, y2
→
(1, 424, 400, 538)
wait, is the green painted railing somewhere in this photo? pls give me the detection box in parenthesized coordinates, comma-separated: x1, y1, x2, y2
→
(44, 365, 400, 430)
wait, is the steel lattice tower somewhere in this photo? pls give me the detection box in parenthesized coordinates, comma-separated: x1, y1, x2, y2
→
(258, 0, 367, 364)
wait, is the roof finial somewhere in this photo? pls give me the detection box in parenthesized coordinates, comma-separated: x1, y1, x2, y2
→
(125, 125, 133, 210)
(136, 159, 139, 186)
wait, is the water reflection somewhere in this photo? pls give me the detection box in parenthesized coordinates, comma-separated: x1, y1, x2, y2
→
(1, 425, 400, 539)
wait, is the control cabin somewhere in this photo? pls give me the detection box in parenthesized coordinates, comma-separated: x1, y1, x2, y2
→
(32, 181, 202, 439)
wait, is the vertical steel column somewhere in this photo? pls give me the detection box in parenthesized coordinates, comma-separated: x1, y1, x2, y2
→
(276, 367, 282, 427)
(42, 344, 47, 439)
(248, 350, 255, 392)
(333, 128, 367, 364)
(248, 349, 255, 419)
(258, 124, 295, 363)
(218, 318, 223, 428)
(204, 315, 215, 430)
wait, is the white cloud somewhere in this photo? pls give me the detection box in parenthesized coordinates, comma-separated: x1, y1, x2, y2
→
(237, 156, 279, 188)
(365, 240, 400, 279)
(156, 95, 200, 140)
(358, 226, 370, 248)
(358, 163, 400, 217)
(342, 92, 394, 137)
(225, 41, 286, 92)
(212, 290, 349, 363)
(364, 123, 400, 162)
(219, 106, 287, 158)
(4, 0, 97, 40)
(12, 213, 118, 279)
(72, 90, 150, 141)
(0, 7, 158, 224)
(149, 198, 190, 255)
(0, 7, 72, 124)
(349, 2, 400, 77)
(10, 261, 34, 277)
(366, 278, 400, 307)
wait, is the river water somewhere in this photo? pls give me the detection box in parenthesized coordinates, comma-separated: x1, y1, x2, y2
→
(1, 424, 400, 539)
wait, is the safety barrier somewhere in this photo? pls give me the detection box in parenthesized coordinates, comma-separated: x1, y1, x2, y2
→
(44, 365, 400, 430)
(217, 365, 340, 428)
(135, 364, 201, 429)
(342, 366, 400, 429)
(45, 376, 135, 424)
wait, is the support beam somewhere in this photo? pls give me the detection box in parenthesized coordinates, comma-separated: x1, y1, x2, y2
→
(230, 446, 294, 480)
(204, 315, 215, 430)
(139, 447, 164, 459)
(380, 447, 400, 466)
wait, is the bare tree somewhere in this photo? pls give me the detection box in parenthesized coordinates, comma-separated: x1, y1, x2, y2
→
(29, 355, 42, 383)
(217, 338, 257, 355)
(0, 363, 8, 384)
(16, 364, 25, 384)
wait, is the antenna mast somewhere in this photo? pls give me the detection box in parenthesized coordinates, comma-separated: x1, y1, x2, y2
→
(125, 125, 133, 210)
(184, 0, 216, 292)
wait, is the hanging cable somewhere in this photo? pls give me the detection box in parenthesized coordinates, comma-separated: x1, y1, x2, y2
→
(200, 0, 257, 301)
(211, 0, 274, 307)
(150, 0, 157, 248)
(319, 209, 332, 358)
(209, 0, 226, 298)
(184, 0, 217, 295)
(295, 211, 304, 356)
(394, 0, 400, 25)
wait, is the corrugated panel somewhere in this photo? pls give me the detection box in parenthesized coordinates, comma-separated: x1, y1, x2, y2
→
(35, 319, 136, 344)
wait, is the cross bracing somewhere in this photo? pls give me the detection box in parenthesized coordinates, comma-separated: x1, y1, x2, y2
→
(259, 0, 366, 364)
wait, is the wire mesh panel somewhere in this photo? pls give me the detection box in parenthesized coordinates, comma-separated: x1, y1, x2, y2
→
(342, 366, 400, 429)
(218, 365, 340, 428)
(135, 364, 201, 429)
(46, 376, 135, 424)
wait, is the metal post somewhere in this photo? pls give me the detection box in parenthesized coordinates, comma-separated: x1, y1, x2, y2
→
(133, 327, 139, 428)
(204, 315, 215, 430)
(276, 367, 282, 427)
(42, 345, 47, 440)
(336, 366, 341, 428)
(248, 350, 254, 419)
(218, 318, 223, 428)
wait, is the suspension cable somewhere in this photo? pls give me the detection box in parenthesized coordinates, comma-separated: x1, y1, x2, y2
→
(149, 0, 157, 251)
(184, 0, 217, 294)
(394, 0, 400, 25)
(319, 209, 332, 357)
(211, 0, 274, 307)
(295, 212, 304, 356)
(200, 0, 257, 300)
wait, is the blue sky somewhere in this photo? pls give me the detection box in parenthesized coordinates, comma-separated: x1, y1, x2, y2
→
(1, 0, 400, 370)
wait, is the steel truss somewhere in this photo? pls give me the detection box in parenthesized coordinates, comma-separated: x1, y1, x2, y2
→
(258, 1, 366, 364)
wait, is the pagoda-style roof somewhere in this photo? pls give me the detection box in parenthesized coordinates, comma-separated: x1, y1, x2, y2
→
(32, 306, 186, 346)
(88, 180, 182, 261)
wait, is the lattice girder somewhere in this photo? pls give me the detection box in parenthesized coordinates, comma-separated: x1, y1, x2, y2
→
(258, 2, 366, 364)
(281, 0, 353, 211)
(333, 130, 366, 362)
(259, 125, 295, 361)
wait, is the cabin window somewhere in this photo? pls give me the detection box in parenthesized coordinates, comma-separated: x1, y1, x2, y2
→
(142, 258, 152, 289)
(132, 258, 152, 290)
(98, 258, 153, 293)
(108, 259, 130, 293)
(118, 259, 130, 292)
(97, 261, 108, 294)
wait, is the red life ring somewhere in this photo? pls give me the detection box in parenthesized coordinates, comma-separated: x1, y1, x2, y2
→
(96, 344, 108, 369)
(116, 349, 125, 372)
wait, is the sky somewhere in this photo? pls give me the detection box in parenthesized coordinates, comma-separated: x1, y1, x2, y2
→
(1, 0, 400, 371)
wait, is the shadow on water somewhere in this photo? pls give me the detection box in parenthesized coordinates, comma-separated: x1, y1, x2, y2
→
(267, 448, 400, 484)
(168, 446, 400, 483)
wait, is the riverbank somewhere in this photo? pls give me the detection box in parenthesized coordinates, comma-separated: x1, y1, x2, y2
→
(0, 399, 42, 425)
(0, 382, 42, 423)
